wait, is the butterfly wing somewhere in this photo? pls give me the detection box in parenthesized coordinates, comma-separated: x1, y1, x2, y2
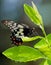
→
(1, 20, 38, 46)
(10, 23, 33, 45)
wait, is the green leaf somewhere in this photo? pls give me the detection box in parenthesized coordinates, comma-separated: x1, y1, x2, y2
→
(40, 60, 51, 65)
(34, 34, 51, 49)
(32, 1, 39, 15)
(22, 36, 42, 42)
(34, 34, 51, 61)
(2, 45, 44, 62)
(24, 2, 43, 26)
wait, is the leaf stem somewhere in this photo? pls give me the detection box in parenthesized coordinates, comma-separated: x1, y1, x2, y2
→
(40, 25, 50, 48)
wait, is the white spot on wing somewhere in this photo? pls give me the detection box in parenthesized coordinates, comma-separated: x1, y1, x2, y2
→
(17, 24, 24, 28)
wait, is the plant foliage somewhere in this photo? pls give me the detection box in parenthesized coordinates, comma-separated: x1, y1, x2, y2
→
(2, 1, 51, 65)
(3, 45, 44, 62)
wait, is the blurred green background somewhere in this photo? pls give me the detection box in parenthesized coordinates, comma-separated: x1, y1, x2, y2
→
(0, 0, 51, 65)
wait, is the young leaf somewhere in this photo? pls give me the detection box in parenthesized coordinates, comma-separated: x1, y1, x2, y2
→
(32, 1, 39, 15)
(22, 36, 42, 42)
(24, 2, 43, 26)
(2, 45, 44, 62)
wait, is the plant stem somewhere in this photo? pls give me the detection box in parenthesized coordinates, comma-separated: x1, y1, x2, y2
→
(40, 25, 50, 48)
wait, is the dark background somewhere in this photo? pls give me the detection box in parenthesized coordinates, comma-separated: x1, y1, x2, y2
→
(0, 0, 51, 65)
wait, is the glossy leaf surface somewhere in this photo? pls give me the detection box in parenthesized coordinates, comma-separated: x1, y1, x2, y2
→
(3, 45, 44, 62)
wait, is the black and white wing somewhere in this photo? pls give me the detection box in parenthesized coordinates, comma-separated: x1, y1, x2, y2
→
(1, 20, 38, 46)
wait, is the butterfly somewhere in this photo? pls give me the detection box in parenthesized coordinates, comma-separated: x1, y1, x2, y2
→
(1, 20, 38, 46)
